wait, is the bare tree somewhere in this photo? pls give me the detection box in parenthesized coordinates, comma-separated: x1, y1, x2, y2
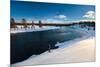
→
(39, 20, 42, 28)
(10, 18, 16, 28)
(22, 18, 27, 29)
(32, 21, 35, 28)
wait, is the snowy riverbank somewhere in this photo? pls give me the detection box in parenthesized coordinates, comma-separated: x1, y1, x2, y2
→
(10, 26, 60, 33)
(11, 26, 95, 67)
(11, 37, 95, 67)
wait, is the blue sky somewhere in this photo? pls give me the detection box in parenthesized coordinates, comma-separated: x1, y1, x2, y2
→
(11, 1, 95, 22)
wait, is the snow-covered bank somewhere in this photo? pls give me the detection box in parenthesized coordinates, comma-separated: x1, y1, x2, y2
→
(11, 26, 95, 67)
(10, 26, 60, 33)
(56, 26, 95, 48)
(11, 37, 95, 67)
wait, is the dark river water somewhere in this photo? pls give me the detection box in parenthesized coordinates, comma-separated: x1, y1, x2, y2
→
(11, 27, 84, 64)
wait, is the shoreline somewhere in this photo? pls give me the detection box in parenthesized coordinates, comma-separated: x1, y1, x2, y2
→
(11, 27, 95, 67)
(11, 37, 95, 67)
(11, 32, 95, 66)
(10, 26, 60, 33)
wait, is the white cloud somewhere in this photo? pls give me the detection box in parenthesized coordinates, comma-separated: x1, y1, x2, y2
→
(54, 15, 67, 19)
(41, 15, 68, 23)
(83, 11, 95, 19)
(42, 18, 63, 23)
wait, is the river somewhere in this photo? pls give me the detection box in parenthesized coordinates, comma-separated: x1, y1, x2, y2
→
(11, 27, 85, 64)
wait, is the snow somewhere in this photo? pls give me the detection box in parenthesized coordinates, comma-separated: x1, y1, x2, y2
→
(56, 26, 95, 48)
(10, 26, 60, 33)
(11, 38, 95, 67)
(11, 25, 95, 67)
